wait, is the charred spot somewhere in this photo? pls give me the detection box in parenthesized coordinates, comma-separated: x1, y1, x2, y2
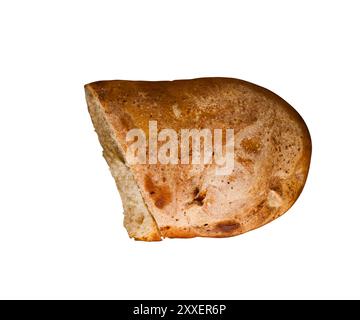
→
(144, 175, 172, 209)
(190, 187, 207, 206)
(194, 191, 206, 206)
(216, 222, 240, 232)
(193, 187, 200, 197)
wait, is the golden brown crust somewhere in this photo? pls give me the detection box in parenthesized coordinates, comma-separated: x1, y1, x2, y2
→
(133, 231, 162, 241)
(85, 77, 311, 240)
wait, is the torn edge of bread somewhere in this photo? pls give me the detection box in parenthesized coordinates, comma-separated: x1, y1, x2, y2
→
(85, 85, 161, 241)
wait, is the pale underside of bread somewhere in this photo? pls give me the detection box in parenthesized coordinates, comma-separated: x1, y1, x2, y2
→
(85, 77, 311, 241)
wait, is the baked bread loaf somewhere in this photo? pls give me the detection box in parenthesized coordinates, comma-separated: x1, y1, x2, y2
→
(85, 77, 311, 241)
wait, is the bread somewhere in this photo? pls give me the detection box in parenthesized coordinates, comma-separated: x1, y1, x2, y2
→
(85, 77, 311, 241)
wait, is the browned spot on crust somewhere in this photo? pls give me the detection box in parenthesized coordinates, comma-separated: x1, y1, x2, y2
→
(144, 175, 172, 209)
(215, 221, 240, 232)
(161, 226, 197, 238)
(269, 176, 283, 196)
(144, 175, 155, 192)
(134, 231, 162, 241)
(236, 157, 254, 173)
(155, 198, 166, 208)
(118, 113, 133, 131)
(189, 187, 207, 206)
(194, 190, 206, 205)
(241, 137, 262, 154)
(193, 187, 200, 197)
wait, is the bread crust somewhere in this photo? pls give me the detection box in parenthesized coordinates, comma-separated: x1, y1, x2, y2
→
(85, 77, 311, 240)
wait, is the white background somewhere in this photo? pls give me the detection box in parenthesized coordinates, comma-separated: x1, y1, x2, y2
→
(0, 0, 359, 300)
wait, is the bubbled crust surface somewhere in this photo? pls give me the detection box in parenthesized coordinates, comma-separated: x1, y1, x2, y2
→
(86, 78, 311, 239)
